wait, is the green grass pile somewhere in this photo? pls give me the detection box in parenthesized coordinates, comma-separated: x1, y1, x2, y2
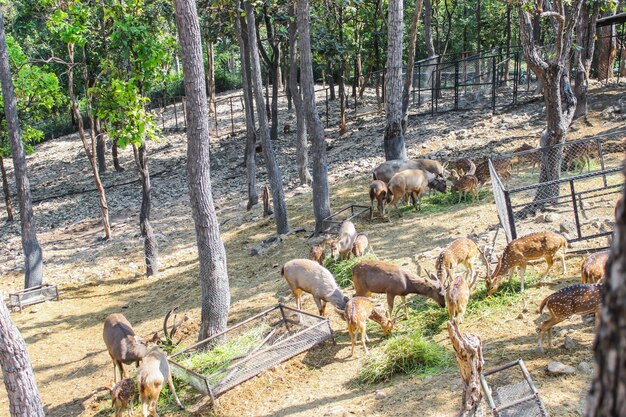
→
(325, 253, 378, 288)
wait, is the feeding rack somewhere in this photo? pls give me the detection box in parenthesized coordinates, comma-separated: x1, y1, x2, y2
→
(168, 304, 334, 403)
(480, 359, 549, 417)
(322, 204, 371, 233)
(8, 284, 59, 312)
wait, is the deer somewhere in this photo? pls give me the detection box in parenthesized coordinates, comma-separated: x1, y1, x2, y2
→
(386, 169, 446, 217)
(373, 158, 446, 183)
(309, 237, 331, 265)
(111, 377, 135, 417)
(351, 234, 369, 257)
(536, 283, 604, 354)
(281, 258, 349, 316)
(330, 221, 357, 261)
(475, 159, 512, 185)
(369, 180, 388, 220)
(452, 158, 476, 176)
(486, 231, 568, 295)
(435, 237, 489, 286)
(437, 272, 478, 324)
(136, 345, 183, 417)
(343, 296, 396, 356)
(513, 143, 540, 172)
(103, 313, 159, 384)
(563, 141, 597, 173)
(581, 250, 609, 284)
(448, 169, 480, 203)
(352, 259, 446, 319)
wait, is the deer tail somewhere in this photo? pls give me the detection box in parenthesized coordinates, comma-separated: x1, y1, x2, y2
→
(539, 296, 549, 315)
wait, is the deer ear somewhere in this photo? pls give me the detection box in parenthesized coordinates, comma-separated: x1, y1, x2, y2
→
(150, 332, 160, 343)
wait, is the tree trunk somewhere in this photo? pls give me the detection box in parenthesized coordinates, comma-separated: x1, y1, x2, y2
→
(289, 5, 312, 186)
(207, 41, 216, 114)
(593, 4, 619, 81)
(402, 0, 424, 129)
(235, 7, 258, 211)
(584, 167, 626, 416)
(424, 0, 435, 58)
(1, 155, 14, 221)
(95, 118, 107, 174)
(297, 0, 331, 235)
(448, 320, 484, 417)
(327, 61, 336, 100)
(244, 0, 290, 235)
(111, 138, 124, 172)
(338, 5, 347, 135)
(383, 0, 406, 161)
(0, 295, 45, 416)
(574, 2, 600, 120)
(474, 0, 481, 84)
(133, 142, 158, 277)
(0, 12, 43, 288)
(174, 0, 230, 340)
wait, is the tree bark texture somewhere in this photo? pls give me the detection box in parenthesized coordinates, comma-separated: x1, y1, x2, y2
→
(592, 3, 619, 81)
(448, 320, 484, 417)
(257, 9, 280, 142)
(95, 118, 107, 174)
(424, 0, 436, 58)
(585, 169, 626, 416)
(0, 296, 45, 416)
(297, 0, 331, 235)
(402, 0, 424, 129)
(245, 1, 290, 235)
(207, 41, 216, 114)
(574, 1, 600, 120)
(112, 138, 124, 172)
(174, 0, 230, 340)
(0, 12, 43, 288)
(383, 0, 406, 161)
(288, 4, 312, 186)
(235, 7, 258, 211)
(133, 142, 158, 276)
(1, 156, 14, 221)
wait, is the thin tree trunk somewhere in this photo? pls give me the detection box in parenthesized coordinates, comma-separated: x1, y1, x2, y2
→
(1, 155, 14, 221)
(111, 138, 124, 172)
(593, 3, 619, 81)
(297, 0, 331, 234)
(207, 41, 216, 114)
(235, 7, 258, 210)
(0, 294, 45, 416)
(383, 0, 406, 161)
(474, 0, 481, 85)
(0, 12, 43, 288)
(402, 0, 424, 129)
(327, 62, 336, 100)
(423, 0, 437, 91)
(448, 320, 484, 417)
(174, 0, 230, 340)
(574, 1, 600, 120)
(95, 118, 106, 174)
(289, 5, 312, 186)
(133, 142, 158, 276)
(338, 4, 347, 134)
(245, 0, 290, 235)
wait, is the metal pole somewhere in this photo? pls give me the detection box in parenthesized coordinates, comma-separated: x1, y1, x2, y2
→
(325, 87, 329, 128)
(597, 138, 607, 187)
(504, 190, 516, 241)
(417, 61, 421, 107)
(229, 97, 235, 135)
(173, 97, 179, 130)
(491, 57, 496, 112)
(454, 61, 459, 110)
(570, 179, 582, 240)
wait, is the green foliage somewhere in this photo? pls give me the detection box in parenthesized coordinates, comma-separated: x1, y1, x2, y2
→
(325, 253, 378, 288)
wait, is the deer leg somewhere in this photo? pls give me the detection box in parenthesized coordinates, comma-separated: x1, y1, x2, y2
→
(294, 290, 303, 311)
(457, 192, 462, 204)
(370, 199, 374, 220)
(475, 189, 479, 202)
(401, 295, 409, 319)
(313, 297, 324, 316)
(320, 300, 328, 317)
(112, 359, 118, 384)
(542, 256, 554, 279)
(386, 293, 396, 318)
(361, 324, 369, 353)
(519, 266, 526, 292)
(151, 398, 159, 417)
(560, 251, 566, 275)
(142, 399, 149, 417)
(167, 371, 183, 409)
(349, 327, 356, 357)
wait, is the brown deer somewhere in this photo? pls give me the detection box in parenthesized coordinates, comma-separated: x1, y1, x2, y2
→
(537, 283, 604, 353)
(373, 158, 446, 183)
(330, 221, 357, 260)
(448, 169, 480, 203)
(475, 159, 512, 185)
(281, 258, 349, 316)
(351, 234, 369, 257)
(369, 180, 388, 220)
(386, 169, 430, 216)
(136, 345, 183, 416)
(435, 238, 489, 285)
(438, 272, 477, 324)
(343, 296, 395, 356)
(352, 260, 446, 319)
(309, 237, 331, 265)
(452, 158, 476, 176)
(111, 377, 135, 417)
(563, 141, 597, 173)
(103, 313, 158, 384)
(486, 231, 568, 295)
(581, 250, 609, 284)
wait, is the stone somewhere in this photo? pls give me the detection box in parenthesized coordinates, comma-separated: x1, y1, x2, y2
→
(547, 361, 575, 375)
(374, 390, 387, 400)
(324, 406, 345, 416)
(544, 213, 559, 223)
(516, 313, 525, 320)
(578, 362, 592, 375)
(563, 336, 576, 350)
(560, 221, 576, 234)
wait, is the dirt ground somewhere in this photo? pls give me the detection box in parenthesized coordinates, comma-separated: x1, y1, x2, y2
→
(0, 82, 624, 417)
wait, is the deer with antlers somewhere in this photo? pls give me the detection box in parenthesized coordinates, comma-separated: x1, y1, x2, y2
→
(435, 237, 489, 286)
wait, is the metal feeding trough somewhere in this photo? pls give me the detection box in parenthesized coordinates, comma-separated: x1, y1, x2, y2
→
(168, 304, 334, 404)
(8, 284, 59, 312)
(322, 204, 371, 233)
(480, 359, 549, 417)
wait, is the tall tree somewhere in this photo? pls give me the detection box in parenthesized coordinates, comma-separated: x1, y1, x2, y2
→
(573, 0, 601, 120)
(297, 0, 330, 234)
(0, 294, 45, 416)
(383, 0, 406, 161)
(174, 0, 230, 340)
(402, 0, 424, 129)
(0, 11, 43, 289)
(244, 0, 290, 235)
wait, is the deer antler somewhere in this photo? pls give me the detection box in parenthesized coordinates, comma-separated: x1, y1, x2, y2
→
(163, 307, 180, 346)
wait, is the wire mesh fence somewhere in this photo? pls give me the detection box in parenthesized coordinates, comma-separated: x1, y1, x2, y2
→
(489, 130, 625, 250)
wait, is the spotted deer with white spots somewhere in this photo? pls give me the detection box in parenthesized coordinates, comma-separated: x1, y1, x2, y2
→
(581, 251, 609, 284)
(435, 237, 489, 286)
(486, 231, 568, 295)
(536, 283, 604, 353)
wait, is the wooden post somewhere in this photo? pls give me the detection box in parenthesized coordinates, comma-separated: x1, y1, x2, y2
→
(447, 320, 484, 417)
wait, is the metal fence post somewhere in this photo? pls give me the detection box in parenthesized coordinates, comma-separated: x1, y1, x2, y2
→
(491, 57, 497, 112)
(570, 180, 582, 239)
(597, 137, 608, 187)
(229, 97, 235, 136)
(417, 61, 422, 107)
(454, 61, 459, 110)
(325, 87, 329, 128)
(504, 190, 517, 241)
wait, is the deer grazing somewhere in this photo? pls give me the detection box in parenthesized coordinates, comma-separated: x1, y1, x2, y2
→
(111, 377, 135, 417)
(581, 250, 609, 284)
(386, 169, 446, 217)
(486, 231, 568, 295)
(537, 283, 604, 353)
(369, 180, 388, 220)
(448, 169, 480, 203)
(351, 234, 369, 257)
(435, 237, 489, 285)
(103, 313, 158, 384)
(309, 237, 331, 265)
(373, 158, 446, 183)
(352, 259, 446, 319)
(343, 296, 395, 356)
(475, 159, 512, 185)
(137, 345, 183, 416)
(452, 158, 476, 176)
(330, 221, 357, 261)
(281, 258, 349, 316)
(434, 271, 477, 324)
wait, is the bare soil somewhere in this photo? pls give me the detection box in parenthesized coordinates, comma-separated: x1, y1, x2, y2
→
(0, 82, 624, 417)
